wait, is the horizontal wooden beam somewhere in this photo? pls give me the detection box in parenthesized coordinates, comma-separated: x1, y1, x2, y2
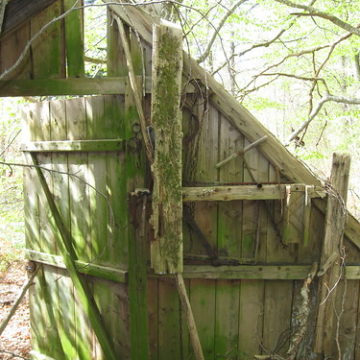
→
(26, 250, 360, 280)
(183, 264, 360, 280)
(21, 139, 125, 152)
(182, 184, 326, 202)
(0, 76, 151, 96)
(183, 265, 311, 280)
(26, 249, 127, 283)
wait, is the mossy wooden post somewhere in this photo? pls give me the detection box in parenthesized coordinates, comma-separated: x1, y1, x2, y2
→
(150, 22, 183, 274)
(314, 152, 350, 357)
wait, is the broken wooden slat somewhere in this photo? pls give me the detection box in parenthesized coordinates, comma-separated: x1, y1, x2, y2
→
(0, 76, 151, 96)
(30, 153, 117, 360)
(215, 135, 268, 169)
(282, 184, 306, 244)
(303, 185, 313, 246)
(183, 184, 326, 202)
(21, 139, 125, 152)
(314, 153, 350, 357)
(150, 22, 183, 274)
(114, 15, 154, 163)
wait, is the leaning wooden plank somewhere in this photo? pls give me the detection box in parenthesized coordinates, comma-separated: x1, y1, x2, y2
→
(175, 274, 205, 360)
(0, 76, 152, 96)
(114, 15, 154, 163)
(25, 249, 127, 283)
(150, 22, 183, 274)
(314, 153, 350, 357)
(30, 153, 117, 360)
(21, 139, 125, 152)
(182, 184, 326, 202)
(64, 0, 84, 77)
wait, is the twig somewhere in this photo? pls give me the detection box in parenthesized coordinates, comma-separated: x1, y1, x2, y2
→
(196, 0, 248, 64)
(286, 95, 360, 145)
(273, 0, 360, 37)
(0, 265, 40, 337)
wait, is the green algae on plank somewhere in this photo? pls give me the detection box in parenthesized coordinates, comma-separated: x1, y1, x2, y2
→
(150, 23, 184, 274)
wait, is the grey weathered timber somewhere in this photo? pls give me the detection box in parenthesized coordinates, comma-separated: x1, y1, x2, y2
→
(21, 139, 125, 152)
(25, 249, 127, 283)
(0, 77, 151, 96)
(150, 22, 183, 274)
(182, 184, 326, 202)
(314, 153, 350, 357)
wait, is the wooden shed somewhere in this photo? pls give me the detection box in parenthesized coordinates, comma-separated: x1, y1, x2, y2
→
(2, 1, 360, 359)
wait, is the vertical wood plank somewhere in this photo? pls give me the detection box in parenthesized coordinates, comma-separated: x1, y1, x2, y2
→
(239, 146, 268, 359)
(148, 279, 159, 360)
(125, 27, 150, 360)
(49, 99, 80, 359)
(187, 104, 218, 360)
(107, 9, 127, 77)
(262, 167, 295, 357)
(65, 97, 93, 358)
(158, 278, 182, 360)
(215, 115, 241, 359)
(151, 23, 183, 274)
(0, 22, 31, 79)
(64, 0, 85, 77)
(30, 1, 65, 78)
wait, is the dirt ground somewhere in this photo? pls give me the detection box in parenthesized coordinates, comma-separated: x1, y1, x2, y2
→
(0, 261, 31, 360)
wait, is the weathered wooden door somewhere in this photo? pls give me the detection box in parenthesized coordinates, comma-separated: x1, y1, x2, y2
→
(23, 95, 136, 360)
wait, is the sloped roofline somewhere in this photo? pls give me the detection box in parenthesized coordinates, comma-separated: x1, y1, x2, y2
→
(2, 0, 57, 36)
(105, 0, 360, 250)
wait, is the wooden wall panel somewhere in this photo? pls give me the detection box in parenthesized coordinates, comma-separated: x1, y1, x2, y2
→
(30, 1, 65, 78)
(0, 22, 31, 79)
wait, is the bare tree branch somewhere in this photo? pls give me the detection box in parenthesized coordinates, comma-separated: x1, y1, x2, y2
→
(287, 95, 360, 145)
(274, 0, 360, 36)
(212, 27, 290, 76)
(355, 52, 360, 81)
(196, 0, 248, 64)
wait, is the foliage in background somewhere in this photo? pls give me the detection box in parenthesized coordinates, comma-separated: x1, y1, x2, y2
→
(0, 98, 26, 271)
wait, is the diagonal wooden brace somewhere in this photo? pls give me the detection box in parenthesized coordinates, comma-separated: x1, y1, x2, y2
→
(30, 153, 117, 360)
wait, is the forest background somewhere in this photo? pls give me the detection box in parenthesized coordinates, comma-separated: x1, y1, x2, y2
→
(1, 0, 360, 270)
